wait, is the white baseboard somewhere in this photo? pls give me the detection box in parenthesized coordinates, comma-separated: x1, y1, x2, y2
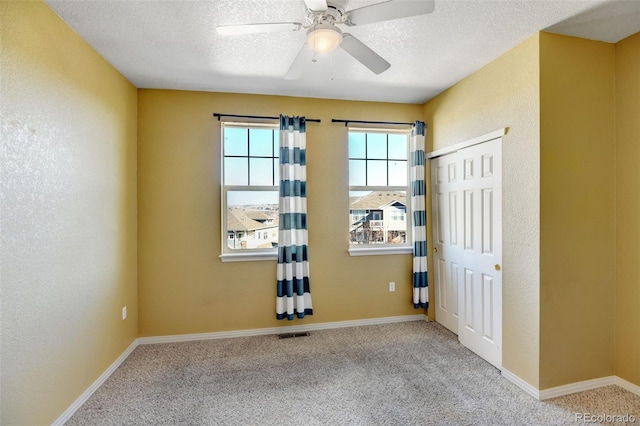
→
(539, 376, 616, 400)
(501, 369, 640, 400)
(52, 339, 139, 426)
(138, 314, 427, 345)
(615, 376, 640, 397)
(501, 368, 541, 399)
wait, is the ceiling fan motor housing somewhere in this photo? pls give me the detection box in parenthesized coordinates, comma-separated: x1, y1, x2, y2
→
(305, 4, 344, 25)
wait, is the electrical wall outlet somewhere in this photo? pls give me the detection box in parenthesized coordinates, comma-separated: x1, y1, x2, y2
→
(389, 282, 395, 292)
(122, 306, 127, 320)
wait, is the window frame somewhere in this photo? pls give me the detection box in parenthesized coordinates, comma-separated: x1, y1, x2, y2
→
(219, 122, 280, 262)
(348, 127, 413, 256)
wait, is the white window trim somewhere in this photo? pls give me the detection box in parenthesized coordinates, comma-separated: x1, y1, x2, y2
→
(348, 127, 412, 255)
(221, 122, 279, 261)
(348, 246, 413, 256)
(219, 252, 278, 262)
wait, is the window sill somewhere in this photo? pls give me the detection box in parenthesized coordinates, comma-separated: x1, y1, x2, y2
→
(219, 252, 278, 262)
(348, 246, 413, 257)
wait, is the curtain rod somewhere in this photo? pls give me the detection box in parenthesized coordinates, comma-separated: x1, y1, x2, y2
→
(331, 119, 415, 127)
(213, 113, 321, 123)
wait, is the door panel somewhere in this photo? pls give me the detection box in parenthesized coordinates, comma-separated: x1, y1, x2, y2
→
(463, 268, 475, 331)
(482, 189, 494, 254)
(464, 190, 474, 250)
(482, 273, 494, 341)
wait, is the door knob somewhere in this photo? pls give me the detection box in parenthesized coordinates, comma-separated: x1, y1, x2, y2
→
(495, 264, 501, 271)
(433, 247, 438, 253)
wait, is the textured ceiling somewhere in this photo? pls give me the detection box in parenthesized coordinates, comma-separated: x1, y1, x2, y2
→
(45, 0, 640, 104)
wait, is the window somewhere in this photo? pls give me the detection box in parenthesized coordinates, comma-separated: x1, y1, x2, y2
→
(351, 209, 367, 222)
(348, 129, 410, 249)
(221, 123, 279, 257)
(390, 206, 406, 221)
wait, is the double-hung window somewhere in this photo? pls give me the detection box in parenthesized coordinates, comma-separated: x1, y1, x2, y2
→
(221, 123, 279, 260)
(348, 128, 411, 254)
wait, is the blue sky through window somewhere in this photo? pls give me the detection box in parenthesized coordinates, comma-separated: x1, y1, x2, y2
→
(224, 126, 278, 205)
(348, 131, 408, 186)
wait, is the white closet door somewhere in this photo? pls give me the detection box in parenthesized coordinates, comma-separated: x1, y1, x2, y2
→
(431, 152, 463, 334)
(431, 138, 502, 369)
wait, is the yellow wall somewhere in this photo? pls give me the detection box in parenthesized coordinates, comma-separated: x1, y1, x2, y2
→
(615, 31, 640, 386)
(0, 2, 138, 425)
(137, 90, 423, 336)
(539, 32, 616, 389)
(424, 35, 541, 387)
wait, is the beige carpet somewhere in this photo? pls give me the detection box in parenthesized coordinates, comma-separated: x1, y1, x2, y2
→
(67, 321, 639, 425)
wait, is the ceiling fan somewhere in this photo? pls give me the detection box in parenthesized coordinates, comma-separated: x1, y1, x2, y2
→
(216, 0, 435, 79)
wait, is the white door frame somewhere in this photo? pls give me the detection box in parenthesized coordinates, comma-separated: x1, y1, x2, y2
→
(426, 128, 506, 161)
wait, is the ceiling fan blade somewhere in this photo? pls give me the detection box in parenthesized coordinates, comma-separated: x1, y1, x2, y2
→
(345, 0, 435, 26)
(304, 0, 328, 12)
(284, 43, 314, 80)
(217, 22, 302, 35)
(340, 33, 391, 75)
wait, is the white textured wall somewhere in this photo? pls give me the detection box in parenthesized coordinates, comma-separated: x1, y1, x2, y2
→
(0, 2, 137, 424)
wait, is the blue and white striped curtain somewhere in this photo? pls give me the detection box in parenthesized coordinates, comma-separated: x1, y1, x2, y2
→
(276, 115, 313, 320)
(411, 121, 428, 309)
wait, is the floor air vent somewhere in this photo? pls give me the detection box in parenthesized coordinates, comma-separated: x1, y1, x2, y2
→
(278, 332, 310, 339)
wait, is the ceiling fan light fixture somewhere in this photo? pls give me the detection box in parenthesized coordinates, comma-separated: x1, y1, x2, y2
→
(307, 23, 343, 53)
